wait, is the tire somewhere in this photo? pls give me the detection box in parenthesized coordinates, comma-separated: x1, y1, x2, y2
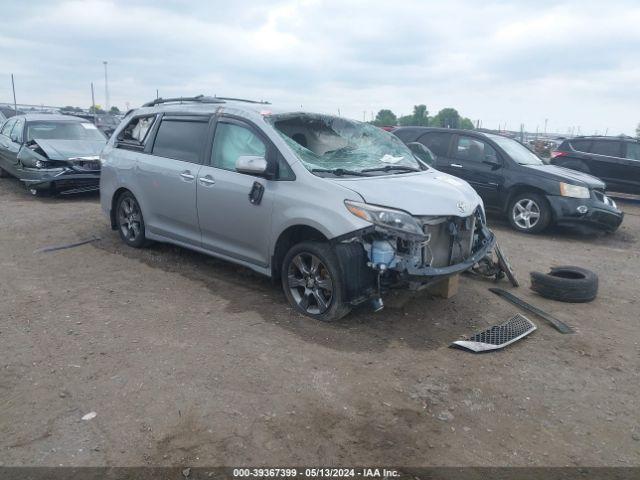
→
(281, 241, 351, 322)
(530, 266, 598, 303)
(507, 192, 551, 233)
(115, 191, 148, 248)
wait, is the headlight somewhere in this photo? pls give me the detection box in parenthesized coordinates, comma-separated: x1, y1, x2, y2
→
(559, 182, 589, 199)
(345, 200, 423, 235)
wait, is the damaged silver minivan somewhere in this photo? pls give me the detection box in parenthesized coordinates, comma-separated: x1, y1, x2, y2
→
(100, 96, 495, 321)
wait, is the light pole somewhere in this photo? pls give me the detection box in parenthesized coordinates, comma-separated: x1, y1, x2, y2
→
(103, 61, 110, 111)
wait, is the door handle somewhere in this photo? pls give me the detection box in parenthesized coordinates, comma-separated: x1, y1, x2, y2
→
(198, 176, 215, 186)
(180, 171, 195, 180)
(450, 163, 463, 168)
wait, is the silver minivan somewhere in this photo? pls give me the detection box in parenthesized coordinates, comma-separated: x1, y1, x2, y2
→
(100, 96, 495, 321)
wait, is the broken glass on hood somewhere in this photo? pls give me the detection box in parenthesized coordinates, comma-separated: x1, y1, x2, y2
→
(267, 113, 424, 177)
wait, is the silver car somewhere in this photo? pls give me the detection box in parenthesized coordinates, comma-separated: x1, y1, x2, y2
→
(100, 96, 495, 321)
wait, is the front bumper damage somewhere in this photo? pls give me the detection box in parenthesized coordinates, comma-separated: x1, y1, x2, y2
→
(333, 207, 496, 305)
(20, 165, 101, 194)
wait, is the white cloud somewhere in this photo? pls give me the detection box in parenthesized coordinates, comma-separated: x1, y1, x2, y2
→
(1, 0, 638, 134)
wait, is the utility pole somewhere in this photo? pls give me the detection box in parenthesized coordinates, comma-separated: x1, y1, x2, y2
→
(156, 89, 159, 100)
(11, 74, 17, 114)
(91, 82, 96, 123)
(544, 118, 548, 136)
(103, 61, 110, 111)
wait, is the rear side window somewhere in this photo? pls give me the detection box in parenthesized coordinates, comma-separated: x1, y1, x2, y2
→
(211, 122, 267, 172)
(591, 140, 622, 157)
(454, 136, 498, 163)
(625, 142, 640, 161)
(117, 115, 156, 147)
(152, 119, 209, 164)
(418, 132, 452, 157)
(569, 139, 591, 152)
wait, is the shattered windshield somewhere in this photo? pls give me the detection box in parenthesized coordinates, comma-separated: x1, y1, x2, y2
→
(26, 121, 107, 142)
(267, 113, 423, 176)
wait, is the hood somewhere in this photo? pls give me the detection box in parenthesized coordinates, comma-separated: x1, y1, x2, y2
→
(332, 170, 482, 217)
(524, 164, 605, 189)
(32, 139, 106, 160)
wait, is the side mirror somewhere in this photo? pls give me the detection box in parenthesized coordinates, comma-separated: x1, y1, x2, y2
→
(407, 142, 435, 166)
(236, 155, 268, 176)
(482, 158, 501, 169)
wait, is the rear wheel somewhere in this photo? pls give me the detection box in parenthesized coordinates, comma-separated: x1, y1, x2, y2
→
(508, 192, 551, 233)
(281, 242, 351, 322)
(115, 191, 148, 248)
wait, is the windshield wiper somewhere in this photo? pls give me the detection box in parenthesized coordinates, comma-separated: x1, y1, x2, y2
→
(361, 165, 422, 174)
(311, 168, 372, 177)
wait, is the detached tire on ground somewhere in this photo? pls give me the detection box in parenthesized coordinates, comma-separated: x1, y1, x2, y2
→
(530, 266, 598, 303)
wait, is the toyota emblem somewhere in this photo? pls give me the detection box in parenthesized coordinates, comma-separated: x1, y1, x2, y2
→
(457, 201, 466, 214)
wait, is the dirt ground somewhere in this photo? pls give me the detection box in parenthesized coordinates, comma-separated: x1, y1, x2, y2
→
(0, 175, 639, 468)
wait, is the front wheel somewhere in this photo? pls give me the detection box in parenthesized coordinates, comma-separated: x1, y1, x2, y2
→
(281, 241, 351, 322)
(115, 191, 148, 248)
(507, 192, 551, 233)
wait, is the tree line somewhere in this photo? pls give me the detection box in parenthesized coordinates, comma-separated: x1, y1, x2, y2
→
(371, 104, 474, 129)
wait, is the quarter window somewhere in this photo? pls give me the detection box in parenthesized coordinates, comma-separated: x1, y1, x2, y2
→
(152, 119, 208, 164)
(625, 142, 640, 161)
(570, 140, 591, 152)
(418, 132, 452, 157)
(591, 140, 622, 157)
(117, 115, 156, 147)
(10, 118, 24, 143)
(211, 122, 266, 172)
(1, 118, 16, 137)
(455, 136, 498, 163)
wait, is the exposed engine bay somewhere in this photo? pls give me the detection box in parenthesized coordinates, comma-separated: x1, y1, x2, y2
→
(334, 206, 496, 305)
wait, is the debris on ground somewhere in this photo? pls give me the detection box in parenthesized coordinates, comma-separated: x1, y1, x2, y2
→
(81, 411, 97, 421)
(452, 313, 536, 352)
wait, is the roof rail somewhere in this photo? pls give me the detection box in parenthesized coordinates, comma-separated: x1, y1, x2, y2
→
(214, 97, 271, 105)
(142, 95, 224, 108)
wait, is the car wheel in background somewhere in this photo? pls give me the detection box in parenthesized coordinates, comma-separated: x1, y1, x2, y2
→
(116, 191, 148, 248)
(281, 241, 351, 322)
(508, 192, 551, 233)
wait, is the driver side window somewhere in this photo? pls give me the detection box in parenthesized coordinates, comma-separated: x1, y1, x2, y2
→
(455, 136, 497, 163)
(211, 122, 266, 172)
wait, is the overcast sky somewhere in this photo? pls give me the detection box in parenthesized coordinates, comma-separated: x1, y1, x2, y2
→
(1, 0, 639, 134)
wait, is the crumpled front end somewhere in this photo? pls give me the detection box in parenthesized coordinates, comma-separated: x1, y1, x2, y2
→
(334, 206, 495, 303)
(18, 141, 102, 194)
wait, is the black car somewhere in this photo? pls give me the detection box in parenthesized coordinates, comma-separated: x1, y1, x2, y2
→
(393, 127, 623, 233)
(0, 114, 107, 195)
(551, 136, 640, 194)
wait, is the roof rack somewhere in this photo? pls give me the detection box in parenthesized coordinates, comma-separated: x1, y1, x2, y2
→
(214, 97, 271, 105)
(142, 95, 270, 108)
(142, 95, 224, 108)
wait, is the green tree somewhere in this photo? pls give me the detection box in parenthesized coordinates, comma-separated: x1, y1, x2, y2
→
(88, 105, 105, 114)
(430, 108, 461, 128)
(109, 106, 121, 114)
(460, 117, 475, 130)
(372, 109, 397, 126)
(397, 104, 429, 126)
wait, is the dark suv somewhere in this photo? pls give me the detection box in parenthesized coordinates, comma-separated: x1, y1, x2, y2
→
(393, 127, 623, 233)
(551, 136, 640, 194)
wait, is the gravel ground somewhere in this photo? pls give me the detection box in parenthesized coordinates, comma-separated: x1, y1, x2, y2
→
(0, 176, 638, 467)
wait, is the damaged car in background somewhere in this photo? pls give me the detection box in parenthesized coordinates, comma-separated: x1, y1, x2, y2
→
(0, 114, 106, 196)
(100, 97, 498, 321)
